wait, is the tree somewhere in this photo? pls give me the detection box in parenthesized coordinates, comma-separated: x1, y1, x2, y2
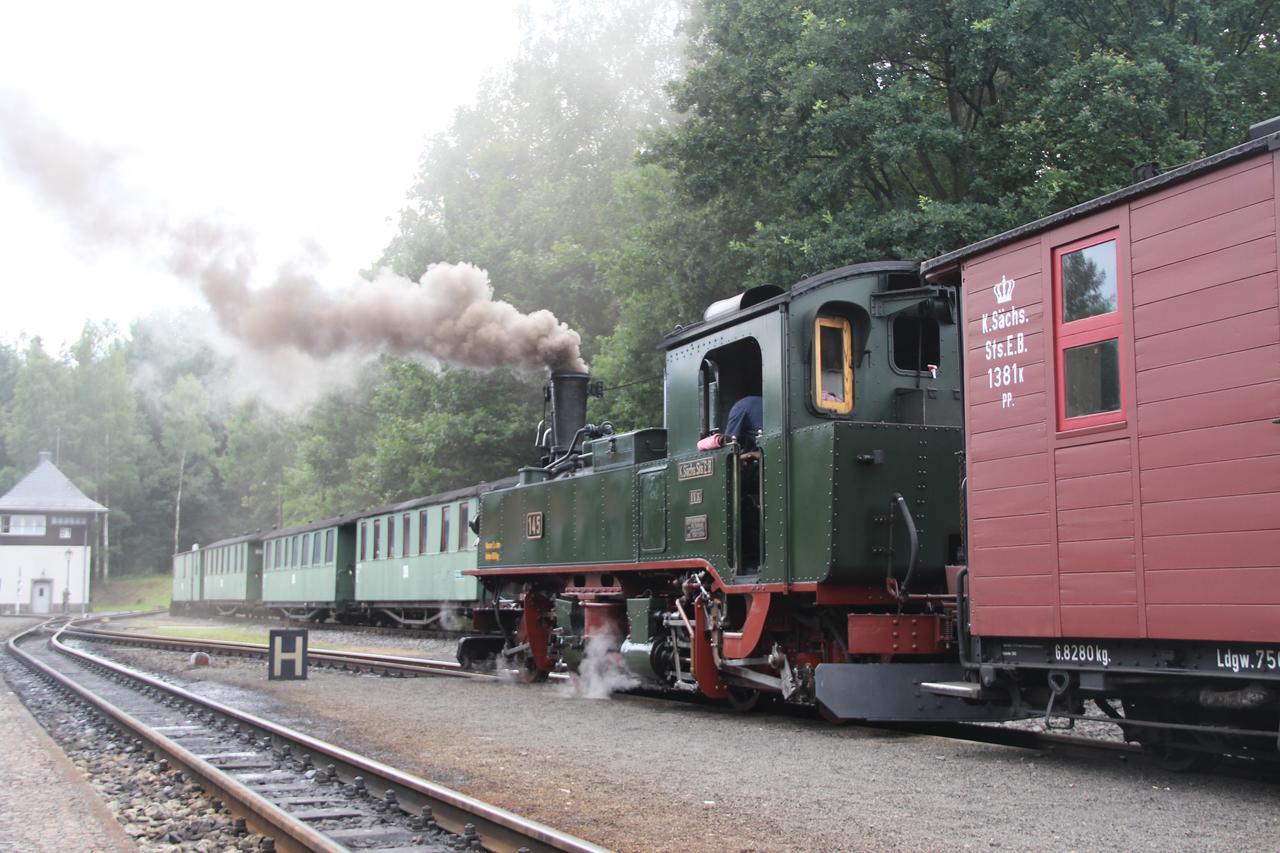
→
(160, 374, 216, 555)
(648, 0, 1280, 286)
(219, 401, 296, 532)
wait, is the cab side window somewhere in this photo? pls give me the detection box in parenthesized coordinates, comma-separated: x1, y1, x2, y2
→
(814, 316, 853, 414)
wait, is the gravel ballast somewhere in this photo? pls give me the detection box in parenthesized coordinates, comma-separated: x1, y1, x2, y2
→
(87, 636, 1280, 853)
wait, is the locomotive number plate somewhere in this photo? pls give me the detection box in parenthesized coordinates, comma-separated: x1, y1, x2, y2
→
(684, 514, 708, 541)
(526, 512, 544, 539)
(678, 458, 714, 481)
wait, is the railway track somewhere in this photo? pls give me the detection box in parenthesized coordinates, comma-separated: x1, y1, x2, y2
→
(72, 621, 1145, 763)
(63, 624, 485, 680)
(6, 618, 605, 853)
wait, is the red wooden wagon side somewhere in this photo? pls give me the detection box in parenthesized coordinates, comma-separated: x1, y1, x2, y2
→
(922, 118, 1280, 763)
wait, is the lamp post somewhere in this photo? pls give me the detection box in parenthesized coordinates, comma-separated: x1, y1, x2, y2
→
(63, 548, 72, 613)
(81, 525, 89, 616)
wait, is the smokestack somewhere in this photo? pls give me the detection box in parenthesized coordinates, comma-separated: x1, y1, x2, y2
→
(547, 370, 590, 458)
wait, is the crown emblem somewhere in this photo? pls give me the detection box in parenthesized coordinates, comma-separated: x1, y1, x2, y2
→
(993, 275, 1016, 305)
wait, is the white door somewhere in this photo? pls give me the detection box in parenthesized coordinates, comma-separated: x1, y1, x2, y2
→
(31, 580, 51, 614)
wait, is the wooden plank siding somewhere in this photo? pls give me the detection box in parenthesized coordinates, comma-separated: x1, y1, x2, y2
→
(962, 148, 1280, 642)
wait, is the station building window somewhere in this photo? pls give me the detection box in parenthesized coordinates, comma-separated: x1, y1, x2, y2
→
(814, 316, 853, 413)
(2, 513, 46, 536)
(1054, 232, 1123, 429)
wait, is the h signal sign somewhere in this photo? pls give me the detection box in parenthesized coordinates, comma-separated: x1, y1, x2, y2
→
(268, 629, 309, 680)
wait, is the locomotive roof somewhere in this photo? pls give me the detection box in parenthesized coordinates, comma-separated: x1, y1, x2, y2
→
(661, 260, 919, 349)
(921, 128, 1280, 276)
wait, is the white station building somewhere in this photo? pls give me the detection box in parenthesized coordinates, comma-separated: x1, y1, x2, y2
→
(0, 451, 107, 614)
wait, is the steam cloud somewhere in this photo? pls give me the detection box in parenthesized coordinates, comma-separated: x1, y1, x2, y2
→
(0, 91, 586, 376)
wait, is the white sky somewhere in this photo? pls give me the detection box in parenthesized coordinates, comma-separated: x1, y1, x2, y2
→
(0, 1, 536, 351)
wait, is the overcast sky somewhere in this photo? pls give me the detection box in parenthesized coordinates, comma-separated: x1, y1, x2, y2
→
(0, 1, 538, 351)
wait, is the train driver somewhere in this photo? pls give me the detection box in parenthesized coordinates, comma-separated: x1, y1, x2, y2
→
(696, 395, 763, 451)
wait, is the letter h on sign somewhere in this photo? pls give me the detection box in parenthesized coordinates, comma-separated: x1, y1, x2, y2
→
(269, 629, 308, 680)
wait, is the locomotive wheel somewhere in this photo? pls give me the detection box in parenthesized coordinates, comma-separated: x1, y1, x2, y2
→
(512, 652, 550, 683)
(726, 685, 761, 712)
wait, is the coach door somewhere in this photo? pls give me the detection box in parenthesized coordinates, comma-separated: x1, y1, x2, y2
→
(31, 579, 52, 614)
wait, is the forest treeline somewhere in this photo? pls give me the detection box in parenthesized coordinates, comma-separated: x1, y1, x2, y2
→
(2, 0, 1275, 577)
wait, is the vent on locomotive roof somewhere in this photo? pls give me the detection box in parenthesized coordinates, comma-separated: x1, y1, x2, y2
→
(1248, 114, 1280, 141)
(703, 284, 784, 323)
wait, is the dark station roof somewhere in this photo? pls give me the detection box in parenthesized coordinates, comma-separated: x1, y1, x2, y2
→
(921, 125, 1280, 277)
(0, 451, 107, 514)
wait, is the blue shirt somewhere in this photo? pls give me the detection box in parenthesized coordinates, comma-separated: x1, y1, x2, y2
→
(724, 396, 763, 447)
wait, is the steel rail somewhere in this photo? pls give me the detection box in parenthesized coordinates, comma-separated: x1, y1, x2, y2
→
(43, 619, 603, 853)
(7, 620, 343, 853)
(62, 626, 486, 679)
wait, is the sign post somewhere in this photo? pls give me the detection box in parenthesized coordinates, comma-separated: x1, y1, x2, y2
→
(268, 629, 308, 680)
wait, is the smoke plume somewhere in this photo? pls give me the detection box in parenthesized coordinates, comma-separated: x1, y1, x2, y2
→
(0, 91, 586, 376)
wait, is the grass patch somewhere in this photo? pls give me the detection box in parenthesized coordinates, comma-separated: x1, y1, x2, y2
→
(135, 625, 269, 645)
(93, 573, 172, 612)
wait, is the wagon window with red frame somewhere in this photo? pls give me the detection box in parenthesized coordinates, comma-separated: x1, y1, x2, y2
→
(1054, 233, 1124, 429)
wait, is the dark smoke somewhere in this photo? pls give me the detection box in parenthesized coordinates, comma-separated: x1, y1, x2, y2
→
(0, 91, 586, 374)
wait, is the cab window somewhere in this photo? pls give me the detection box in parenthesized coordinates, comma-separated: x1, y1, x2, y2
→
(814, 316, 853, 414)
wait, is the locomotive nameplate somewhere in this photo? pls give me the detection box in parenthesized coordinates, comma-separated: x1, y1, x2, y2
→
(526, 512, 544, 539)
(684, 514, 708, 541)
(678, 458, 714, 481)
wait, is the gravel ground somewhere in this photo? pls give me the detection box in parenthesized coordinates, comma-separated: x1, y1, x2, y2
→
(84, 642, 1280, 853)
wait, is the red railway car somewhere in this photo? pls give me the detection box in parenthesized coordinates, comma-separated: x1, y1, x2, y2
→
(923, 118, 1280, 764)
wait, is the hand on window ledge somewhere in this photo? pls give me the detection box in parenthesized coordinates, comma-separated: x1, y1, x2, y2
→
(696, 433, 724, 451)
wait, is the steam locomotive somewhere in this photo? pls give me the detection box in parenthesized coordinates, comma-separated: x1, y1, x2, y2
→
(462, 119, 1280, 767)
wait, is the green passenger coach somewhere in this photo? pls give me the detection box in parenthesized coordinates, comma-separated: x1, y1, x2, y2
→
(354, 480, 514, 629)
(262, 515, 358, 621)
(171, 547, 202, 608)
(200, 533, 264, 612)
